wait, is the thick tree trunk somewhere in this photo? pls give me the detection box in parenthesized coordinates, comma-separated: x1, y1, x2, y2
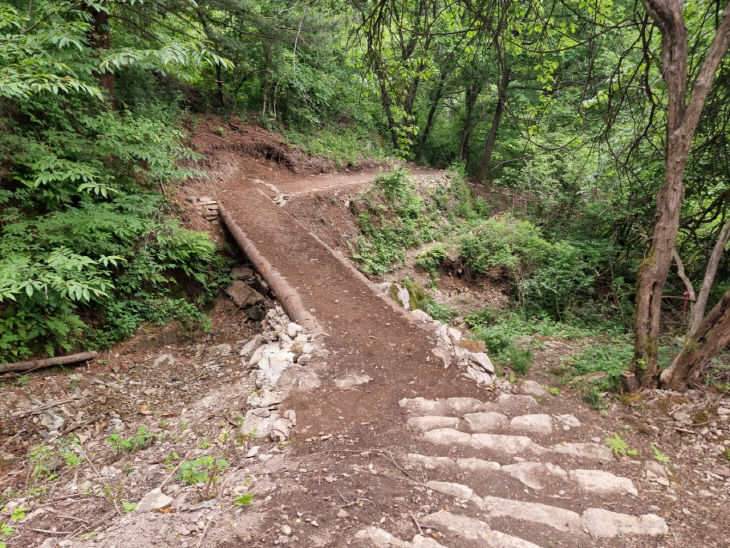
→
(477, 65, 510, 181)
(660, 289, 730, 390)
(89, 7, 114, 101)
(633, 134, 689, 385)
(632, 0, 730, 387)
(689, 217, 730, 335)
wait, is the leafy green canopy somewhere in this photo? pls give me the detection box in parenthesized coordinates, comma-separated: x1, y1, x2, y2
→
(0, 1, 228, 361)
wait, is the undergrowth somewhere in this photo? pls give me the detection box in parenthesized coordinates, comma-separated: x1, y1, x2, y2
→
(349, 167, 609, 319)
(0, 102, 229, 362)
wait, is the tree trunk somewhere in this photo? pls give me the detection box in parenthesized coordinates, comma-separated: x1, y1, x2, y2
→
(633, 134, 689, 386)
(415, 71, 447, 162)
(632, 0, 730, 387)
(689, 217, 730, 335)
(477, 65, 510, 181)
(376, 59, 399, 150)
(458, 81, 481, 163)
(89, 6, 114, 102)
(660, 289, 730, 390)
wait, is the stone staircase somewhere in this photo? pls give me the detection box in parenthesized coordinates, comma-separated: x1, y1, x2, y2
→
(354, 390, 668, 547)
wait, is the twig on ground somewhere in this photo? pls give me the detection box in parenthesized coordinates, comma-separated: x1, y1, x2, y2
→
(32, 528, 71, 535)
(160, 452, 188, 490)
(12, 393, 85, 418)
(337, 489, 375, 508)
(78, 447, 123, 516)
(411, 513, 424, 536)
(196, 519, 213, 548)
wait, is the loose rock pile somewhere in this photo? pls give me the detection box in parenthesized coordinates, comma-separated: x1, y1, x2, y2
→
(376, 281, 498, 388)
(410, 308, 497, 388)
(240, 305, 316, 443)
(186, 195, 219, 221)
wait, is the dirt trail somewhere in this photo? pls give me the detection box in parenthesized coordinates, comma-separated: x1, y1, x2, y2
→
(218, 170, 481, 440)
(191, 168, 677, 547)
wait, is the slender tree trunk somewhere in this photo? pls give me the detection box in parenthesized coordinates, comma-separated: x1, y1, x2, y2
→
(477, 65, 510, 181)
(404, 76, 420, 119)
(375, 58, 399, 150)
(216, 63, 225, 107)
(89, 6, 114, 102)
(632, 0, 730, 387)
(416, 71, 447, 162)
(660, 289, 730, 390)
(689, 217, 730, 335)
(458, 81, 481, 163)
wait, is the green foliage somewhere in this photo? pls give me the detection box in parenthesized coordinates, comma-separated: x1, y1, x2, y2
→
(466, 310, 591, 355)
(415, 245, 447, 275)
(0, 1, 229, 362)
(176, 456, 229, 488)
(604, 433, 638, 457)
(350, 169, 435, 274)
(122, 502, 138, 513)
(235, 493, 254, 506)
(504, 346, 533, 375)
(108, 426, 155, 453)
(567, 339, 633, 391)
(425, 298, 458, 324)
(651, 444, 670, 465)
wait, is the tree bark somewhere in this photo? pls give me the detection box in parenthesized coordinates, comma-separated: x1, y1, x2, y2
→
(660, 289, 730, 390)
(0, 351, 98, 374)
(415, 70, 447, 162)
(375, 58, 399, 150)
(477, 64, 510, 181)
(632, 0, 730, 387)
(458, 81, 482, 163)
(689, 217, 730, 335)
(89, 6, 114, 102)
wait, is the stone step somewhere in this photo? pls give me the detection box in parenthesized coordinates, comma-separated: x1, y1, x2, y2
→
(354, 527, 445, 547)
(419, 510, 541, 547)
(408, 413, 555, 436)
(421, 428, 614, 461)
(399, 394, 539, 417)
(417, 482, 667, 539)
(478, 495, 667, 538)
(406, 454, 637, 496)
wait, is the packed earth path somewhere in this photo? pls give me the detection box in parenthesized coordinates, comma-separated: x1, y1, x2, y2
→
(53, 157, 719, 548)
(185, 166, 672, 547)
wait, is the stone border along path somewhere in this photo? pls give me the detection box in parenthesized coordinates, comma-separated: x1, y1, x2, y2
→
(216, 170, 671, 546)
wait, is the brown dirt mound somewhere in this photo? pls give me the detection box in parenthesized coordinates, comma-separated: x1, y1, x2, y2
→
(188, 117, 335, 174)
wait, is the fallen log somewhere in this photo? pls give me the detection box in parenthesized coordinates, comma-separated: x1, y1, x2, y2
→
(0, 351, 98, 374)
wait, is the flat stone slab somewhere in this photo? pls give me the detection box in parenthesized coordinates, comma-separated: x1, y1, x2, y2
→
(552, 442, 614, 462)
(399, 397, 488, 415)
(421, 510, 540, 547)
(480, 495, 582, 532)
(520, 380, 548, 398)
(582, 508, 668, 538)
(464, 411, 508, 432)
(354, 527, 445, 547)
(476, 494, 667, 538)
(509, 413, 553, 435)
(502, 462, 567, 490)
(406, 453, 500, 473)
(406, 416, 460, 432)
(427, 480, 474, 500)
(422, 429, 547, 456)
(569, 469, 638, 496)
(471, 433, 547, 455)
